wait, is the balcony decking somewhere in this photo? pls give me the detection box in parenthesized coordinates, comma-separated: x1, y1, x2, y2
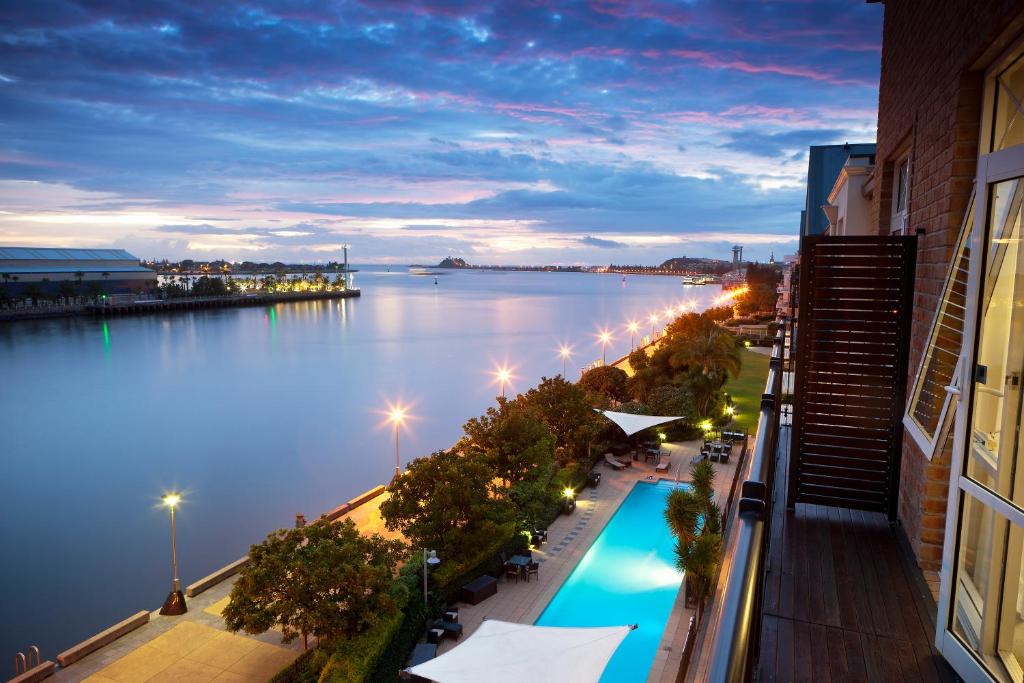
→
(757, 428, 959, 682)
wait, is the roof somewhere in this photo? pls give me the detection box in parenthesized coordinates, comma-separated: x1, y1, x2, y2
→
(0, 265, 154, 274)
(0, 247, 140, 261)
(405, 620, 632, 683)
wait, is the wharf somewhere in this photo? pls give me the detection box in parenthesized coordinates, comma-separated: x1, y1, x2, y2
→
(85, 289, 359, 316)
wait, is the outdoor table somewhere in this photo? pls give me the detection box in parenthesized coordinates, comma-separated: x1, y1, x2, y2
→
(508, 555, 531, 568)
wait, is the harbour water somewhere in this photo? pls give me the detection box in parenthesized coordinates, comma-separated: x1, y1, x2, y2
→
(0, 268, 722, 660)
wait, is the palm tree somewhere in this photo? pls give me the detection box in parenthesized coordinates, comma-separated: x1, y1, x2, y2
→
(665, 460, 723, 626)
(670, 327, 742, 379)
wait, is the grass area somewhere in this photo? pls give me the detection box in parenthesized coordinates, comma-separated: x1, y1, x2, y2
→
(723, 348, 771, 433)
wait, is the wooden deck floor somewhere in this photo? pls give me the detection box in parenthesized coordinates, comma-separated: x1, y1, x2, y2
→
(757, 428, 960, 682)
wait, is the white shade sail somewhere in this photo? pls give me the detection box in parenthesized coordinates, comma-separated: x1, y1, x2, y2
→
(405, 620, 631, 683)
(596, 409, 685, 437)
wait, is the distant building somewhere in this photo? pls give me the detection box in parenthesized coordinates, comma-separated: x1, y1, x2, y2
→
(821, 153, 875, 236)
(800, 143, 876, 236)
(0, 247, 156, 295)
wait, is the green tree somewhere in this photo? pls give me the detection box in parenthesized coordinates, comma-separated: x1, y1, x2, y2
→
(460, 400, 554, 487)
(223, 519, 405, 649)
(517, 376, 603, 463)
(579, 365, 629, 403)
(380, 450, 509, 559)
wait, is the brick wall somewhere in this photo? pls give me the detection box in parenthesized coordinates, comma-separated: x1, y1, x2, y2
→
(873, 1, 1024, 570)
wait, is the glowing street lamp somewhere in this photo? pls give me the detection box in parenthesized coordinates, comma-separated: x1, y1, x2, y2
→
(563, 487, 576, 500)
(558, 345, 573, 378)
(664, 305, 675, 320)
(626, 321, 639, 351)
(159, 492, 187, 616)
(597, 330, 613, 365)
(724, 405, 736, 417)
(387, 404, 407, 479)
(648, 313, 659, 336)
(495, 366, 512, 398)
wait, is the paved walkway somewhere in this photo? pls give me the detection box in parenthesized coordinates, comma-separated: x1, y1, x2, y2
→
(52, 578, 301, 683)
(434, 438, 744, 683)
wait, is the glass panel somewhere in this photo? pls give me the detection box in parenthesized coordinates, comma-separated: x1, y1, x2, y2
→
(993, 53, 1024, 153)
(969, 178, 1024, 507)
(952, 492, 1021, 682)
(907, 193, 973, 450)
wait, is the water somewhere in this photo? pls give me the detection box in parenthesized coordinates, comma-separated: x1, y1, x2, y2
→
(0, 268, 720, 660)
(536, 480, 687, 682)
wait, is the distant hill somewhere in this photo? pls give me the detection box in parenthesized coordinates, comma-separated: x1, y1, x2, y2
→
(658, 257, 732, 273)
(437, 257, 469, 268)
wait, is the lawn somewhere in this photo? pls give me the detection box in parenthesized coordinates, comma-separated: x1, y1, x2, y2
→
(723, 348, 771, 433)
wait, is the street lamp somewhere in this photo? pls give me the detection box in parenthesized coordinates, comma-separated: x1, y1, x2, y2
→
(626, 321, 639, 351)
(495, 366, 512, 398)
(597, 330, 612, 365)
(159, 492, 187, 616)
(648, 313, 659, 337)
(558, 345, 572, 378)
(423, 549, 441, 610)
(387, 404, 407, 480)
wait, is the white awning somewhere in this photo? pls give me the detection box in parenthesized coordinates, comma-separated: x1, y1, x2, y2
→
(405, 620, 631, 683)
(596, 409, 685, 436)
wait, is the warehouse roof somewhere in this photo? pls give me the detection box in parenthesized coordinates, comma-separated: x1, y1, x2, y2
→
(0, 247, 140, 261)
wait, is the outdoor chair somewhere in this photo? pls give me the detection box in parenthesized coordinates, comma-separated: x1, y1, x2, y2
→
(720, 451, 730, 464)
(532, 527, 548, 544)
(656, 459, 671, 473)
(604, 453, 626, 470)
(504, 563, 521, 583)
(588, 470, 602, 488)
(526, 561, 539, 582)
(430, 619, 464, 640)
(443, 606, 459, 624)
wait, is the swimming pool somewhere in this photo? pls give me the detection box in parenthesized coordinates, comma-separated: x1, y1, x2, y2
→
(536, 480, 687, 682)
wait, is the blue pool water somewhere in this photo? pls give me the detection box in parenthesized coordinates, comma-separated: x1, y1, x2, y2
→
(536, 480, 687, 682)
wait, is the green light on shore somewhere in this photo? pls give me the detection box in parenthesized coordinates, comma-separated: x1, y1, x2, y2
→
(268, 307, 277, 329)
(102, 320, 110, 352)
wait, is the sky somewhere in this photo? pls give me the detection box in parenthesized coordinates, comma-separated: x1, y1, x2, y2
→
(0, 1, 883, 265)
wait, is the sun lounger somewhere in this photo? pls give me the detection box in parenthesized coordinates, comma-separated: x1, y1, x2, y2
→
(604, 453, 626, 470)
(655, 460, 671, 473)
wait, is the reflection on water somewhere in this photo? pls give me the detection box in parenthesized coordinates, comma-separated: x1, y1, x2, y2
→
(0, 268, 719, 658)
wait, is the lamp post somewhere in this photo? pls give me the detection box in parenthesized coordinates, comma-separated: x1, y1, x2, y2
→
(627, 321, 639, 351)
(649, 313, 659, 337)
(495, 366, 511, 398)
(598, 330, 612, 365)
(559, 345, 572, 378)
(159, 493, 187, 616)
(423, 549, 440, 611)
(388, 405, 406, 480)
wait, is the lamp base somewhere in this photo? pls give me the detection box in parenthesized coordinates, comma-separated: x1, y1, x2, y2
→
(159, 589, 188, 616)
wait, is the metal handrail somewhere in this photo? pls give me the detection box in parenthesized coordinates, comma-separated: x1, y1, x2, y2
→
(705, 326, 787, 682)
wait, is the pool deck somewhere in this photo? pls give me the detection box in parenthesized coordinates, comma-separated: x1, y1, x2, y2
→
(437, 438, 744, 683)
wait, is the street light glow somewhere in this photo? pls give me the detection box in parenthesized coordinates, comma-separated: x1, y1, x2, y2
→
(563, 487, 575, 499)
(162, 493, 181, 508)
(627, 321, 639, 333)
(598, 330, 612, 344)
(648, 313, 659, 324)
(496, 367, 511, 383)
(559, 345, 572, 358)
(388, 405, 407, 425)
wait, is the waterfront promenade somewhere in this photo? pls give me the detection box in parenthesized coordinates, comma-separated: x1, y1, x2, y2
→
(40, 435, 743, 683)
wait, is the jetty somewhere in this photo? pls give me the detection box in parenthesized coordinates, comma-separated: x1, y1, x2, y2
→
(85, 289, 360, 316)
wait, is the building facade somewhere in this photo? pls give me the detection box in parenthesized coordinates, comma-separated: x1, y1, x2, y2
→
(800, 142, 876, 236)
(0, 247, 156, 295)
(869, 1, 1024, 680)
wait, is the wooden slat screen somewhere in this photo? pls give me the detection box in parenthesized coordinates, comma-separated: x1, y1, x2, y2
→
(789, 234, 918, 519)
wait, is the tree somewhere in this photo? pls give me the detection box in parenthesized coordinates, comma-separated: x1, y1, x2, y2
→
(223, 519, 405, 649)
(460, 400, 554, 487)
(380, 450, 509, 559)
(578, 365, 629, 403)
(517, 376, 603, 463)
(664, 460, 722, 624)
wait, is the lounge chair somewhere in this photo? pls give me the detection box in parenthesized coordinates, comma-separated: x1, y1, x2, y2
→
(604, 453, 626, 470)
(655, 459, 671, 473)
(430, 619, 464, 640)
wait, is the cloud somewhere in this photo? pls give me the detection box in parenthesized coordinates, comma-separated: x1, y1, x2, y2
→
(579, 235, 627, 249)
(0, 0, 883, 263)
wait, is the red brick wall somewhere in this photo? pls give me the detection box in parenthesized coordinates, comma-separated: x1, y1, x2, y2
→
(873, 1, 1024, 570)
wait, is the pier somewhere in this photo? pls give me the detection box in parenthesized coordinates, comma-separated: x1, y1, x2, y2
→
(85, 289, 360, 316)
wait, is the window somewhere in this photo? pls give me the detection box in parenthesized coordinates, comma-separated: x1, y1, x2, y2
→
(904, 193, 973, 458)
(993, 53, 1024, 153)
(891, 157, 911, 234)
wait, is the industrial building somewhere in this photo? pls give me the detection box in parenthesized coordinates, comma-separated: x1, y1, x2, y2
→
(0, 247, 157, 296)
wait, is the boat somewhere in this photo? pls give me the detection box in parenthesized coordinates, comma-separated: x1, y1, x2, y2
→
(680, 275, 712, 285)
